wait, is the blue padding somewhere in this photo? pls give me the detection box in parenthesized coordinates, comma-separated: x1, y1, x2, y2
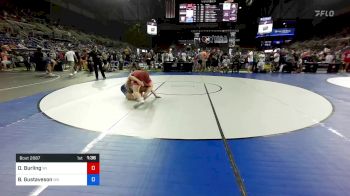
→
(0, 92, 48, 127)
(229, 127, 350, 196)
(43, 137, 242, 196)
(0, 113, 99, 196)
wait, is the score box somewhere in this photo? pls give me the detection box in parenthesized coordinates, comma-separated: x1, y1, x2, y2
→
(16, 154, 99, 186)
(87, 162, 100, 186)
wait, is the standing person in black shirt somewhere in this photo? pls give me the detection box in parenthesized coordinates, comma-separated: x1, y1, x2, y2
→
(33, 47, 44, 71)
(89, 46, 106, 80)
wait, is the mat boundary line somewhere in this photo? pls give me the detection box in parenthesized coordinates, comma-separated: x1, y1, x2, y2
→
(204, 83, 248, 196)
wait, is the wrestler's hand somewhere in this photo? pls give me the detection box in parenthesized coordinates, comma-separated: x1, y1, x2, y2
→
(152, 91, 161, 98)
(137, 81, 144, 86)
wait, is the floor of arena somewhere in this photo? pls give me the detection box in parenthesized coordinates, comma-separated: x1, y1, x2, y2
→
(1, 71, 350, 196)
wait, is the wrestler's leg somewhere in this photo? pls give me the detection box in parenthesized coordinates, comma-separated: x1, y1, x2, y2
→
(132, 84, 143, 102)
(126, 93, 136, 100)
(142, 85, 153, 99)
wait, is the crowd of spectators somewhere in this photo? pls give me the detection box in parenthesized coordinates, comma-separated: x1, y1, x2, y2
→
(1, 39, 350, 74)
(149, 40, 350, 74)
(0, 5, 136, 74)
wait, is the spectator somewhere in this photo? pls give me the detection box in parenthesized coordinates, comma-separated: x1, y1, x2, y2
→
(221, 54, 230, 74)
(123, 47, 131, 66)
(325, 52, 335, 64)
(247, 50, 254, 73)
(22, 51, 31, 71)
(0, 46, 12, 70)
(46, 49, 57, 76)
(342, 46, 350, 72)
(129, 62, 140, 72)
(231, 52, 241, 73)
(80, 49, 89, 71)
(65, 48, 78, 76)
(163, 52, 169, 62)
(273, 49, 280, 72)
(118, 52, 124, 70)
(167, 48, 174, 62)
(257, 52, 266, 72)
(181, 51, 187, 62)
(145, 51, 152, 69)
(33, 47, 44, 71)
(199, 49, 208, 72)
(109, 51, 118, 71)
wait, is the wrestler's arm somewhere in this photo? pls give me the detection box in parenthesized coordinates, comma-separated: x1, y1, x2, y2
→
(128, 74, 144, 86)
(151, 90, 161, 98)
(145, 81, 161, 98)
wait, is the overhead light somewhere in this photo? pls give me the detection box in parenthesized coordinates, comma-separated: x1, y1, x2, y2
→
(239, 6, 242, 9)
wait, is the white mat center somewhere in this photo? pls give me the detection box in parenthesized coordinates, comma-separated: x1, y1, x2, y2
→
(39, 75, 333, 139)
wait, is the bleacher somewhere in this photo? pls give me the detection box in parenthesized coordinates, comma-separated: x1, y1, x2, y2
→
(0, 33, 20, 47)
(0, 7, 132, 52)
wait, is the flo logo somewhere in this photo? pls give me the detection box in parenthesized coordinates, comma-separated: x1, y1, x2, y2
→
(315, 10, 335, 17)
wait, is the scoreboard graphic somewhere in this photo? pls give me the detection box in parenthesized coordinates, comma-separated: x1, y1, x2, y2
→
(179, 2, 238, 23)
(16, 154, 100, 186)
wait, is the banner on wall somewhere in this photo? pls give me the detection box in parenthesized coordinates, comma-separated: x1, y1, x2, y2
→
(256, 28, 295, 38)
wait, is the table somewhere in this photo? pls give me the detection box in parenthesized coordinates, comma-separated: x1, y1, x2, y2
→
(303, 62, 342, 73)
(163, 62, 193, 72)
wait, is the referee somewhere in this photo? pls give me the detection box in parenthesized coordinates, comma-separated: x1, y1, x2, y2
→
(89, 46, 106, 80)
